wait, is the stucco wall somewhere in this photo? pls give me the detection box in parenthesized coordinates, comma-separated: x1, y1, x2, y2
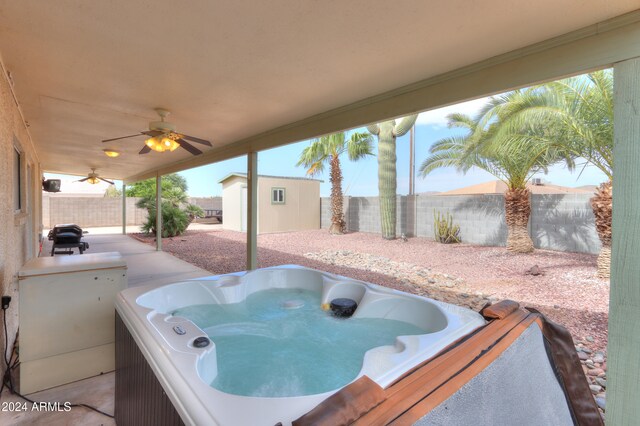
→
(0, 66, 42, 367)
(321, 193, 599, 254)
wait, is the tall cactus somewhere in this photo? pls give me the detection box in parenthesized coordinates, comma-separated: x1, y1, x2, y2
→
(367, 115, 418, 239)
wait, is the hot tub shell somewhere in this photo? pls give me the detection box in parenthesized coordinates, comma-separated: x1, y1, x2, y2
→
(115, 265, 486, 425)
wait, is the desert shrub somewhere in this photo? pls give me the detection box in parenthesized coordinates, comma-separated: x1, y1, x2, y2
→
(434, 210, 461, 244)
(141, 203, 190, 238)
(184, 203, 205, 222)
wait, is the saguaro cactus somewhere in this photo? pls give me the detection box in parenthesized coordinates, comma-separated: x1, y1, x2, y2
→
(367, 115, 418, 239)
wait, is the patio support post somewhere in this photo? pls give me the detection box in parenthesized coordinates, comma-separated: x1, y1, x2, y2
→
(608, 57, 640, 424)
(246, 152, 258, 270)
(122, 183, 126, 235)
(156, 172, 162, 251)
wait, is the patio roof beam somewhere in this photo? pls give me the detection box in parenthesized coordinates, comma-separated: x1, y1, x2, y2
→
(246, 152, 257, 270)
(608, 56, 640, 423)
(156, 173, 162, 252)
(122, 183, 126, 235)
(123, 10, 640, 184)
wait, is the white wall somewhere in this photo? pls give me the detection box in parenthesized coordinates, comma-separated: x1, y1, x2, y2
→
(222, 176, 320, 233)
(221, 176, 246, 232)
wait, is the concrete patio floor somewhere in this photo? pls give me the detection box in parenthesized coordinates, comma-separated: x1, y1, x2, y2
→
(0, 229, 211, 425)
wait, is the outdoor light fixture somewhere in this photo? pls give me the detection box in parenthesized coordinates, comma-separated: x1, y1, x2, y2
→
(144, 135, 180, 152)
(86, 176, 100, 184)
(103, 148, 120, 157)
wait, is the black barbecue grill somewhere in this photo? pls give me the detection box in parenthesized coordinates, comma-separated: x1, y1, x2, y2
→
(47, 224, 89, 256)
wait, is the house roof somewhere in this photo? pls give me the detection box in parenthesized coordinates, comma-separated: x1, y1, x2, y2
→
(0, 3, 637, 183)
(436, 180, 595, 196)
(217, 173, 323, 184)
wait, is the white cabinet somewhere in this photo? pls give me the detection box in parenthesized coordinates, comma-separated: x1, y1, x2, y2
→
(18, 252, 127, 394)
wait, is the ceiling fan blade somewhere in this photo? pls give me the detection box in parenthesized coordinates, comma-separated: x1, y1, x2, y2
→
(177, 138, 203, 156)
(102, 133, 145, 143)
(181, 134, 212, 146)
(141, 130, 164, 137)
(75, 177, 90, 182)
(98, 177, 115, 185)
(139, 145, 152, 154)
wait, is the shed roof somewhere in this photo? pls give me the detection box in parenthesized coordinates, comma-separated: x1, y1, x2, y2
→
(217, 172, 323, 184)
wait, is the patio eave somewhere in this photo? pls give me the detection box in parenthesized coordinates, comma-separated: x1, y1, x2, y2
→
(124, 9, 640, 184)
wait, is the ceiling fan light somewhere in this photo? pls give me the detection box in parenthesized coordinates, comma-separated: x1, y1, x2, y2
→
(87, 176, 99, 184)
(145, 136, 167, 152)
(162, 137, 180, 152)
(103, 149, 120, 158)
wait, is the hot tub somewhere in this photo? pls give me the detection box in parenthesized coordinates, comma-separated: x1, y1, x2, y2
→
(115, 265, 485, 425)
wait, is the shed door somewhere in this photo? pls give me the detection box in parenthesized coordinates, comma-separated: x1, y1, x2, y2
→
(241, 186, 247, 232)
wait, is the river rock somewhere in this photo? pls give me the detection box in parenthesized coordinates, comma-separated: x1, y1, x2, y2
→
(590, 384, 602, 394)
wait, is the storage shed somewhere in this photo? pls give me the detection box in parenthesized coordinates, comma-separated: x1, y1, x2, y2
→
(218, 173, 321, 233)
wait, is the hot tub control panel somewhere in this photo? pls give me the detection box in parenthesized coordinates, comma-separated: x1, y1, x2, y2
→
(173, 325, 186, 335)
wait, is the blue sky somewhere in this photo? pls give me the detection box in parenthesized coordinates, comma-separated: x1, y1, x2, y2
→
(180, 97, 608, 197)
(47, 97, 609, 197)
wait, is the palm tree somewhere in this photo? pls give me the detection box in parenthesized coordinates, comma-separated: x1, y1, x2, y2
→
(419, 92, 568, 253)
(297, 131, 373, 234)
(485, 71, 612, 276)
(367, 115, 418, 239)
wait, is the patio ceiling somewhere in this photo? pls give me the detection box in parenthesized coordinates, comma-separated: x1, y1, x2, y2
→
(0, 1, 638, 182)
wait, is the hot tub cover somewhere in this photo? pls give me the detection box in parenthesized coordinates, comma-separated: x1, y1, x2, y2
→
(294, 301, 602, 426)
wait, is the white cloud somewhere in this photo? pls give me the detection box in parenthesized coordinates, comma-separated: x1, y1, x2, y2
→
(416, 97, 490, 128)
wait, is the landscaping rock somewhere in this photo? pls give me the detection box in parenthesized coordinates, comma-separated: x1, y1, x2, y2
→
(577, 351, 589, 361)
(593, 352, 605, 363)
(527, 265, 542, 276)
(588, 368, 605, 376)
(595, 396, 606, 411)
(595, 377, 607, 388)
(589, 385, 602, 394)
